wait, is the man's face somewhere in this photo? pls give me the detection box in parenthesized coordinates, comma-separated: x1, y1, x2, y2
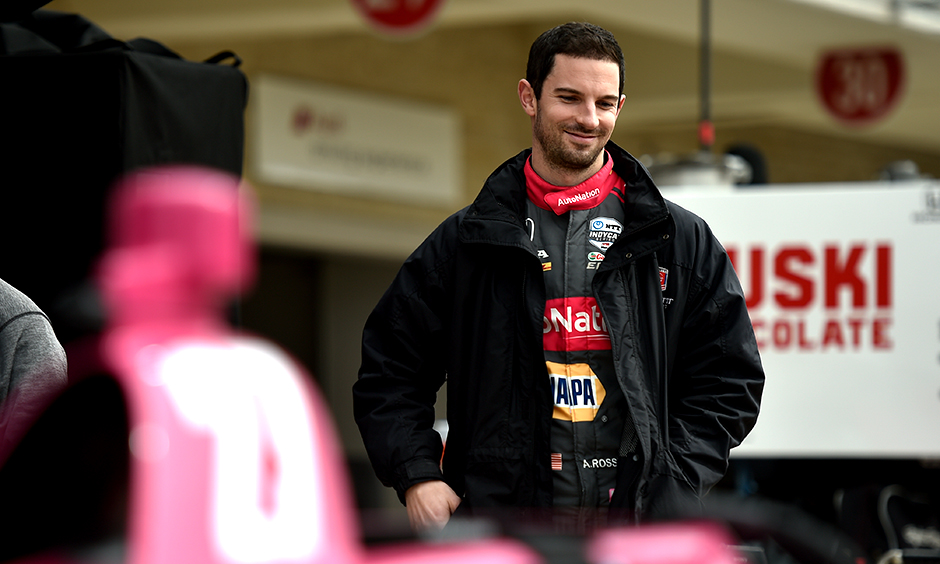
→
(528, 54, 624, 178)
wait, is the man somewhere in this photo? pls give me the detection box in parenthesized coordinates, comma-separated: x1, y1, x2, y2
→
(0, 277, 68, 453)
(353, 22, 764, 533)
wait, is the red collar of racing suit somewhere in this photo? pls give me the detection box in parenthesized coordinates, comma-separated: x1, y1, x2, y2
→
(524, 151, 624, 215)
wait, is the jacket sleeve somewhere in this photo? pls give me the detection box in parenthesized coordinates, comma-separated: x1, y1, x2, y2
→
(667, 211, 764, 497)
(352, 216, 457, 503)
(0, 282, 69, 450)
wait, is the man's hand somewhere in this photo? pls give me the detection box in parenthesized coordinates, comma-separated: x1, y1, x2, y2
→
(404, 480, 461, 533)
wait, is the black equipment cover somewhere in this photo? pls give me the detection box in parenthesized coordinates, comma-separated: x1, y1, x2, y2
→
(0, 10, 248, 341)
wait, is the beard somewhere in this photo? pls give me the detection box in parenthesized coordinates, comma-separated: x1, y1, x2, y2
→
(533, 107, 608, 173)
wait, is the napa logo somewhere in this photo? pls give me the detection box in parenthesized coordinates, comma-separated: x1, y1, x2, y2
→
(547, 362, 607, 422)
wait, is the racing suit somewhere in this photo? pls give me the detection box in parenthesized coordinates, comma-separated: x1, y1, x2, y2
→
(525, 152, 633, 526)
(354, 141, 764, 521)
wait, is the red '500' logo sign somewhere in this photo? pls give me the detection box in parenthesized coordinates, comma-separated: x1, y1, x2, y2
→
(815, 46, 905, 126)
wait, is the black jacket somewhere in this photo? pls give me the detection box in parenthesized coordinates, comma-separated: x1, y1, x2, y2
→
(353, 142, 764, 520)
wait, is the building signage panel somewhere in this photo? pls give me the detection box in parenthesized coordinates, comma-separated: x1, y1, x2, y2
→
(252, 74, 460, 206)
(668, 182, 940, 458)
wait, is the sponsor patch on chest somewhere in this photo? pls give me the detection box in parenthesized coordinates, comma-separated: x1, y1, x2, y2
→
(588, 217, 622, 252)
(542, 297, 610, 351)
(547, 362, 607, 422)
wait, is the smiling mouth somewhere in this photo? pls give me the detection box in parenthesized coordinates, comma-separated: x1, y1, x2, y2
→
(566, 130, 597, 143)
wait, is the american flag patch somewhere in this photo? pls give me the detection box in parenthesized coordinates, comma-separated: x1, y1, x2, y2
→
(551, 453, 563, 471)
(659, 267, 668, 291)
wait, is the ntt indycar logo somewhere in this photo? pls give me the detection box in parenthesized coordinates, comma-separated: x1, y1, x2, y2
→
(543, 297, 611, 351)
(589, 217, 622, 252)
(547, 361, 607, 422)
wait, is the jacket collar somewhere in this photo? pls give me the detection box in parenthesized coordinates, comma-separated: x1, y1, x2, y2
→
(459, 141, 671, 252)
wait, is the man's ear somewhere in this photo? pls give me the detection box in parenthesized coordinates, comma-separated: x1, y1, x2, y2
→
(518, 79, 537, 117)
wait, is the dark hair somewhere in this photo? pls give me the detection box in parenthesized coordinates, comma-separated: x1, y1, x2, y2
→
(526, 22, 625, 100)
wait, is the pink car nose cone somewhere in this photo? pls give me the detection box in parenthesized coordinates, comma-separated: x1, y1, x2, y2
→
(10, 165, 543, 564)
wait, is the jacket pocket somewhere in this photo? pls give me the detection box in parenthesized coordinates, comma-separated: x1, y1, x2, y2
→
(463, 447, 526, 506)
(642, 449, 703, 520)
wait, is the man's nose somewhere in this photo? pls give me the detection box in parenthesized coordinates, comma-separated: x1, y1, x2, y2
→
(576, 103, 600, 130)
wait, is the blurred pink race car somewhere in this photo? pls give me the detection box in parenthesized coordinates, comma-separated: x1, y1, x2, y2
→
(0, 167, 739, 564)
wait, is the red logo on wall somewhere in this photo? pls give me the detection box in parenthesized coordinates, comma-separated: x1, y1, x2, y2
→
(815, 46, 905, 126)
(350, 0, 446, 36)
(726, 242, 894, 352)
